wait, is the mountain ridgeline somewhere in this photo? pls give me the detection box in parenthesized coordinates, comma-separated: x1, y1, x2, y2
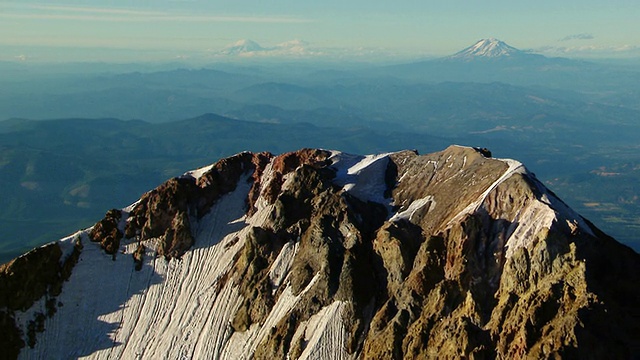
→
(1, 146, 638, 359)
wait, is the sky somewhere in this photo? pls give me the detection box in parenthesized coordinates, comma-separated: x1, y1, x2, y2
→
(1, 0, 639, 62)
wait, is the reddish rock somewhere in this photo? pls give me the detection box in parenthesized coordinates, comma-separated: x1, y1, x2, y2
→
(260, 149, 332, 205)
(247, 152, 274, 216)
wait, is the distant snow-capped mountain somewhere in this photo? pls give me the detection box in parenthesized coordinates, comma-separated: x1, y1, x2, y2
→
(446, 38, 544, 61)
(380, 37, 597, 85)
(219, 39, 265, 56)
(218, 39, 318, 58)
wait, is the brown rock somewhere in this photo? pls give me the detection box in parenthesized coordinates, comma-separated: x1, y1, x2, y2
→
(0, 236, 81, 355)
(133, 243, 145, 271)
(6, 147, 640, 359)
(260, 148, 332, 205)
(89, 209, 123, 255)
(125, 151, 263, 259)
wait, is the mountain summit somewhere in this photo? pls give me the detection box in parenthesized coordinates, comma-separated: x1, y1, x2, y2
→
(448, 38, 528, 60)
(1, 147, 639, 359)
(218, 39, 316, 58)
(220, 39, 265, 56)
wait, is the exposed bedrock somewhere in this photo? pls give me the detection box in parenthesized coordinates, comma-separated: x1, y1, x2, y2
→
(4, 146, 639, 359)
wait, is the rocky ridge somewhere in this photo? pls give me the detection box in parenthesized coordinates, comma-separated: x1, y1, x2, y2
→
(1, 146, 638, 359)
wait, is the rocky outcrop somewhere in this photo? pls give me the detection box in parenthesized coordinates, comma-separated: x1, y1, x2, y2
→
(89, 209, 122, 255)
(245, 161, 386, 358)
(361, 148, 640, 359)
(4, 146, 639, 359)
(123, 151, 270, 259)
(0, 235, 82, 358)
(255, 148, 332, 207)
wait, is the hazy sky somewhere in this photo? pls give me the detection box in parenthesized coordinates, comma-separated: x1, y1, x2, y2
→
(2, 0, 639, 62)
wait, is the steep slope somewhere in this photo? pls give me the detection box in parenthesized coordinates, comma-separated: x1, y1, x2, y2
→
(1, 146, 638, 359)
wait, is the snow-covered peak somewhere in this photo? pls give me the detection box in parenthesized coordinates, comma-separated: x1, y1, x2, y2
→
(181, 164, 215, 180)
(217, 39, 318, 58)
(220, 39, 265, 56)
(449, 38, 522, 60)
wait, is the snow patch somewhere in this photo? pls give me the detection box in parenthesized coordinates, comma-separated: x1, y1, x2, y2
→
(56, 230, 84, 266)
(181, 164, 215, 181)
(268, 240, 299, 294)
(533, 179, 595, 237)
(222, 273, 321, 359)
(390, 196, 435, 223)
(499, 161, 595, 258)
(450, 158, 526, 225)
(293, 301, 354, 360)
(330, 151, 392, 206)
(503, 199, 557, 258)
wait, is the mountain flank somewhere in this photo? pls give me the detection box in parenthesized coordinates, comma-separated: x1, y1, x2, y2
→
(1, 146, 639, 359)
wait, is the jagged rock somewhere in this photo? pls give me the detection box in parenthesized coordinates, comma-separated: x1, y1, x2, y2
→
(0, 310, 23, 359)
(124, 151, 264, 258)
(0, 240, 80, 311)
(3, 146, 639, 359)
(132, 243, 145, 271)
(0, 235, 81, 357)
(89, 209, 122, 255)
(259, 148, 332, 206)
(246, 152, 274, 215)
(231, 226, 284, 331)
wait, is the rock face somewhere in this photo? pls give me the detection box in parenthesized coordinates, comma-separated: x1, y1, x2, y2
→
(2, 146, 639, 359)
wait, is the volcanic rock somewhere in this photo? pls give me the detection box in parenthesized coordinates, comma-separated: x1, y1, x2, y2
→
(2, 146, 638, 359)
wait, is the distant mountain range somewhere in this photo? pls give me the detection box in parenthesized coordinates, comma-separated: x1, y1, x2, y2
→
(215, 37, 559, 64)
(0, 37, 639, 262)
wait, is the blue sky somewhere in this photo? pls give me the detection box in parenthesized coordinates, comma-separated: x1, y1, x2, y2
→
(1, 0, 639, 62)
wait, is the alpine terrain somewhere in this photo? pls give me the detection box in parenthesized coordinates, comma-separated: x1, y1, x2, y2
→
(1, 146, 639, 359)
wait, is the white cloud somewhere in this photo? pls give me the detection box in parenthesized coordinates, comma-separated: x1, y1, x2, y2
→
(559, 33, 595, 41)
(0, 4, 312, 23)
(28, 4, 167, 16)
(536, 44, 640, 57)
